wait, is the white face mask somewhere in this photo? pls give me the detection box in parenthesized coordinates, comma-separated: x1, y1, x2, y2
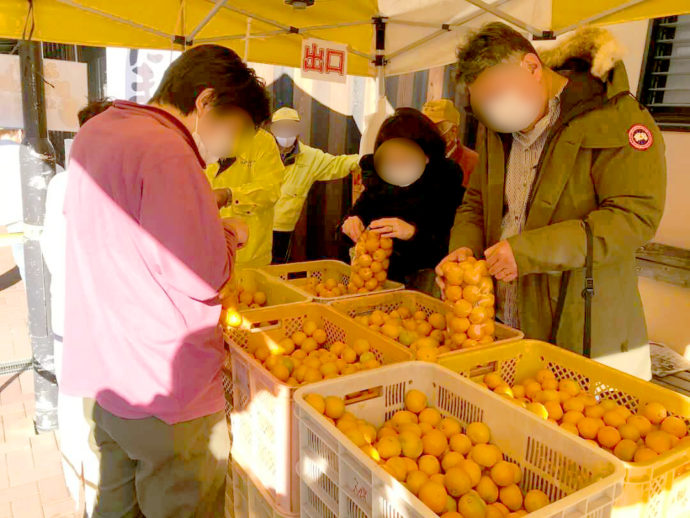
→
(192, 113, 236, 164)
(480, 88, 542, 134)
(378, 163, 425, 187)
(275, 135, 297, 148)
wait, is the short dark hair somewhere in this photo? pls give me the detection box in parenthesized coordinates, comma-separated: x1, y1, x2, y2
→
(78, 99, 113, 127)
(150, 45, 271, 127)
(375, 108, 446, 161)
(456, 22, 538, 86)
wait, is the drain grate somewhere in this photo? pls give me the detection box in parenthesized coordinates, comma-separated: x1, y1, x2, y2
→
(0, 358, 33, 376)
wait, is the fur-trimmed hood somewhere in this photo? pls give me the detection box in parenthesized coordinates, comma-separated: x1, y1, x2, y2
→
(540, 27, 626, 83)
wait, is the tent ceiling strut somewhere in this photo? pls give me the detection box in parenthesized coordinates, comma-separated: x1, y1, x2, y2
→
(55, 0, 174, 40)
(188, 0, 229, 40)
(386, 0, 514, 62)
(46, 0, 668, 76)
(194, 4, 375, 61)
(462, 0, 543, 36)
(193, 28, 288, 43)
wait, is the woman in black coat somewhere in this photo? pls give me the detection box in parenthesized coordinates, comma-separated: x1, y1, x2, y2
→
(342, 108, 465, 294)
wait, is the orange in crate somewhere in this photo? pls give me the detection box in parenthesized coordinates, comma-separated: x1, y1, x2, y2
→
(224, 303, 411, 514)
(294, 362, 625, 518)
(440, 339, 690, 518)
(329, 291, 523, 361)
(219, 269, 311, 331)
(261, 260, 403, 303)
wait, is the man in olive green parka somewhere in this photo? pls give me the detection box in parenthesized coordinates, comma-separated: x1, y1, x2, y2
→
(439, 24, 666, 378)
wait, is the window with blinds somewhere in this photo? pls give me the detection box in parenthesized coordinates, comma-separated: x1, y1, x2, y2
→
(639, 14, 690, 130)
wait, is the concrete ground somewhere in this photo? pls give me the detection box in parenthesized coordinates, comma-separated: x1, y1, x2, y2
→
(0, 236, 79, 518)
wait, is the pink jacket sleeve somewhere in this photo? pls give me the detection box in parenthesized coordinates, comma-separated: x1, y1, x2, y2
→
(139, 154, 232, 302)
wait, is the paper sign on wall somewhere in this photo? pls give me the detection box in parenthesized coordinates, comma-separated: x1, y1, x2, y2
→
(300, 38, 348, 84)
(0, 54, 87, 132)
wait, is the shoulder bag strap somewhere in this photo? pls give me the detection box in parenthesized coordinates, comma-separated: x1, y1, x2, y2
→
(582, 221, 594, 358)
(549, 271, 570, 344)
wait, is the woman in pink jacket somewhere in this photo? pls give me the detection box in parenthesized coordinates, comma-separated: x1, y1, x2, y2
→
(61, 45, 269, 517)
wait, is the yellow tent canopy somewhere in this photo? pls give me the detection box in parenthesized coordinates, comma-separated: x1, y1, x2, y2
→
(0, 0, 688, 76)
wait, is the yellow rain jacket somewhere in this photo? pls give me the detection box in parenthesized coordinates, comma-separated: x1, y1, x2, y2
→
(273, 142, 359, 232)
(205, 128, 284, 267)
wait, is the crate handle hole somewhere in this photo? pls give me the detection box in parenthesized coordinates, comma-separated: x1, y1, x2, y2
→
(287, 271, 309, 280)
(469, 362, 498, 378)
(344, 386, 383, 405)
(248, 319, 281, 332)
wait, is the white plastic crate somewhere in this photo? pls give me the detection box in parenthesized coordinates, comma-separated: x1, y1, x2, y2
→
(294, 362, 625, 518)
(231, 460, 299, 518)
(221, 355, 233, 445)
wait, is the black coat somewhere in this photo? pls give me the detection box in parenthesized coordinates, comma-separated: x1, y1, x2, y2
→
(347, 154, 465, 282)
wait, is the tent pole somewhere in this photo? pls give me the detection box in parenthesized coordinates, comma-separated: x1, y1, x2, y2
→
(194, 29, 287, 44)
(386, 0, 514, 63)
(56, 0, 174, 40)
(188, 0, 229, 41)
(388, 0, 513, 32)
(374, 17, 386, 98)
(462, 0, 543, 36)
(552, 0, 646, 36)
(386, 30, 448, 62)
(18, 40, 57, 433)
(244, 18, 252, 62)
(300, 21, 373, 31)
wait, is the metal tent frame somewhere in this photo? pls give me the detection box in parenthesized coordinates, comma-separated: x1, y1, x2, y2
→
(53, 0, 651, 93)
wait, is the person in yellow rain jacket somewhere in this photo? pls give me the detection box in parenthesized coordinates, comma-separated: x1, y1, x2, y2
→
(270, 107, 360, 263)
(205, 128, 284, 267)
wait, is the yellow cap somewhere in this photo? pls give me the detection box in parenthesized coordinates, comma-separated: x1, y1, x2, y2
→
(422, 99, 460, 126)
(272, 107, 301, 123)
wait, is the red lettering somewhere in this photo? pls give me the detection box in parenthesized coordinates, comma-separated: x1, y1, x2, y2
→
(303, 43, 325, 73)
(325, 49, 345, 76)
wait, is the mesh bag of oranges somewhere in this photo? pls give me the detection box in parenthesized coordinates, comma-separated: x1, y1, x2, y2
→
(438, 251, 496, 349)
(349, 230, 393, 294)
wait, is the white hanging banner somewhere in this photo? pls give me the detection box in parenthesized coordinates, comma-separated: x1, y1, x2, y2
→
(300, 38, 348, 84)
(0, 54, 87, 132)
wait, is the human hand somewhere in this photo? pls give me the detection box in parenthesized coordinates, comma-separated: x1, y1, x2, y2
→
(214, 188, 232, 208)
(342, 216, 365, 242)
(222, 218, 249, 249)
(370, 218, 416, 240)
(484, 240, 518, 282)
(435, 247, 474, 291)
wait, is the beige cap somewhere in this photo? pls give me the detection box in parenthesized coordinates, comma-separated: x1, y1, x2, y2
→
(272, 107, 301, 122)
